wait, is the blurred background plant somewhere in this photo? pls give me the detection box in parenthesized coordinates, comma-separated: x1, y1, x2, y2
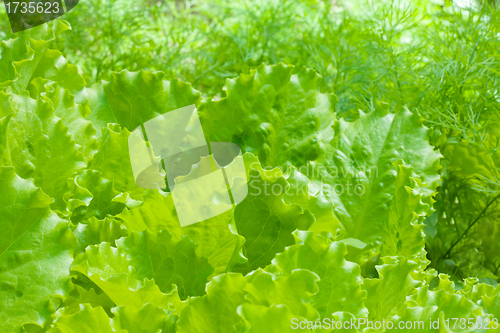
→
(2, 0, 498, 119)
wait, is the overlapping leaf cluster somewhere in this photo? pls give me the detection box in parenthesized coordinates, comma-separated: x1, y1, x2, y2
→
(1, 20, 500, 333)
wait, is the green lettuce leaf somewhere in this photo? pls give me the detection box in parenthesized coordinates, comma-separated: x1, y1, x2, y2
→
(71, 241, 184, 313)
(199, 63, 337, 169)
(313, 109, 441, 263)
(0, 93, 86, 213)
(178, 268, 322, 333)
(30, 81, 98, 163)
(75, 70, 201, 132)
(459, 278, 500, 319)
(243, 268, 320, 320)
(64, 170, 141, 223)
(72, 217, 128, 255)
(394, 274, 489, 331)
(116, 189, 246, 278)
(238, 304, 298, 333)
(48, 304, 116, 333)
(238, 269, 320, 332)
(283, 167, 340, 236)
(116, 230, 214, 299)
(0, 20, 71, 94)
(362, 256, 428, 322)
(64, 285, 115, 314)
(177, 273, 247, 333)
(90, 124, 144, 198)
(111, 303, 176, 333)
(380, 161, 429, 258)
(73, 82, 112, 138)
(0, 167, 77, 332)
(265, 231, 367, 319)
(29, 49, 86, 93)
(233, 154, 314, 274)
(72, 228, 213, 303)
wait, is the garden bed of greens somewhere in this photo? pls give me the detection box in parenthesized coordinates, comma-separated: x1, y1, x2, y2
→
(1, 0, 500, 331)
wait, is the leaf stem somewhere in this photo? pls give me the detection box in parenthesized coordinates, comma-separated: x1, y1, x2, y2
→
(443, 193, 500, 259)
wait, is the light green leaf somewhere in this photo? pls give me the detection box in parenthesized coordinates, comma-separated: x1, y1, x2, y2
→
(395, 274, 488, 332)
(380, 161, 429, 258)
(233, 154, 313, 274)
(480, 287, 500, 320)
(72, 217, 128, 255)
(0, 20, 71, 94)
(75, 70, 201, 133)
(442, 141, 500, 184)
(90, 124, 145, 199)
(64, 170, 141, 223)
(238, 304, 300, 333)
(459, 279, 500, 319)
(0, 93, 86, 213)
(65, 285, 115, 314)
(283, 167, 340, 235)
(71, 228, 213, 305)
(314, 109, 441, 263)
(244, 268, 319, 320)
(117, 230, 214, 299)
(200, 63, 337, 169)
(238, 269, 321, 332)
(177, 273, 247, 333)
(48, 304, 116, 333)
(30, 81, 98, 163)
(0, 166, 52, 255)
(178, 268, 321, 333)
(111, 303, 175, 333)
(339, 238, 367, 249)
(116, 189, 246, 277)
(266, 231, 367, 319)
(362, 256, 425, 322)
(71, 242, 184, 313)
(115, 190, 179, 233)
(0, 167, 77, 332)
(29, 49, 86, 92)
(104, 70, 201, 130)
(73, 82, 113, 136)
(427, 140, 500, 283)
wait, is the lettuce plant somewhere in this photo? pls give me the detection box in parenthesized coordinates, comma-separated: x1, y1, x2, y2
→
(1, 17, 500, 333)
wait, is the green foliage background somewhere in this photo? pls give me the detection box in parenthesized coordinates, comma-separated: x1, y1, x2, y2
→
(1, 0, 500, 331)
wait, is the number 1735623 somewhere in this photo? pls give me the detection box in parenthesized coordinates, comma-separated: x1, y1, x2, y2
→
(5, 1, 60, 14)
